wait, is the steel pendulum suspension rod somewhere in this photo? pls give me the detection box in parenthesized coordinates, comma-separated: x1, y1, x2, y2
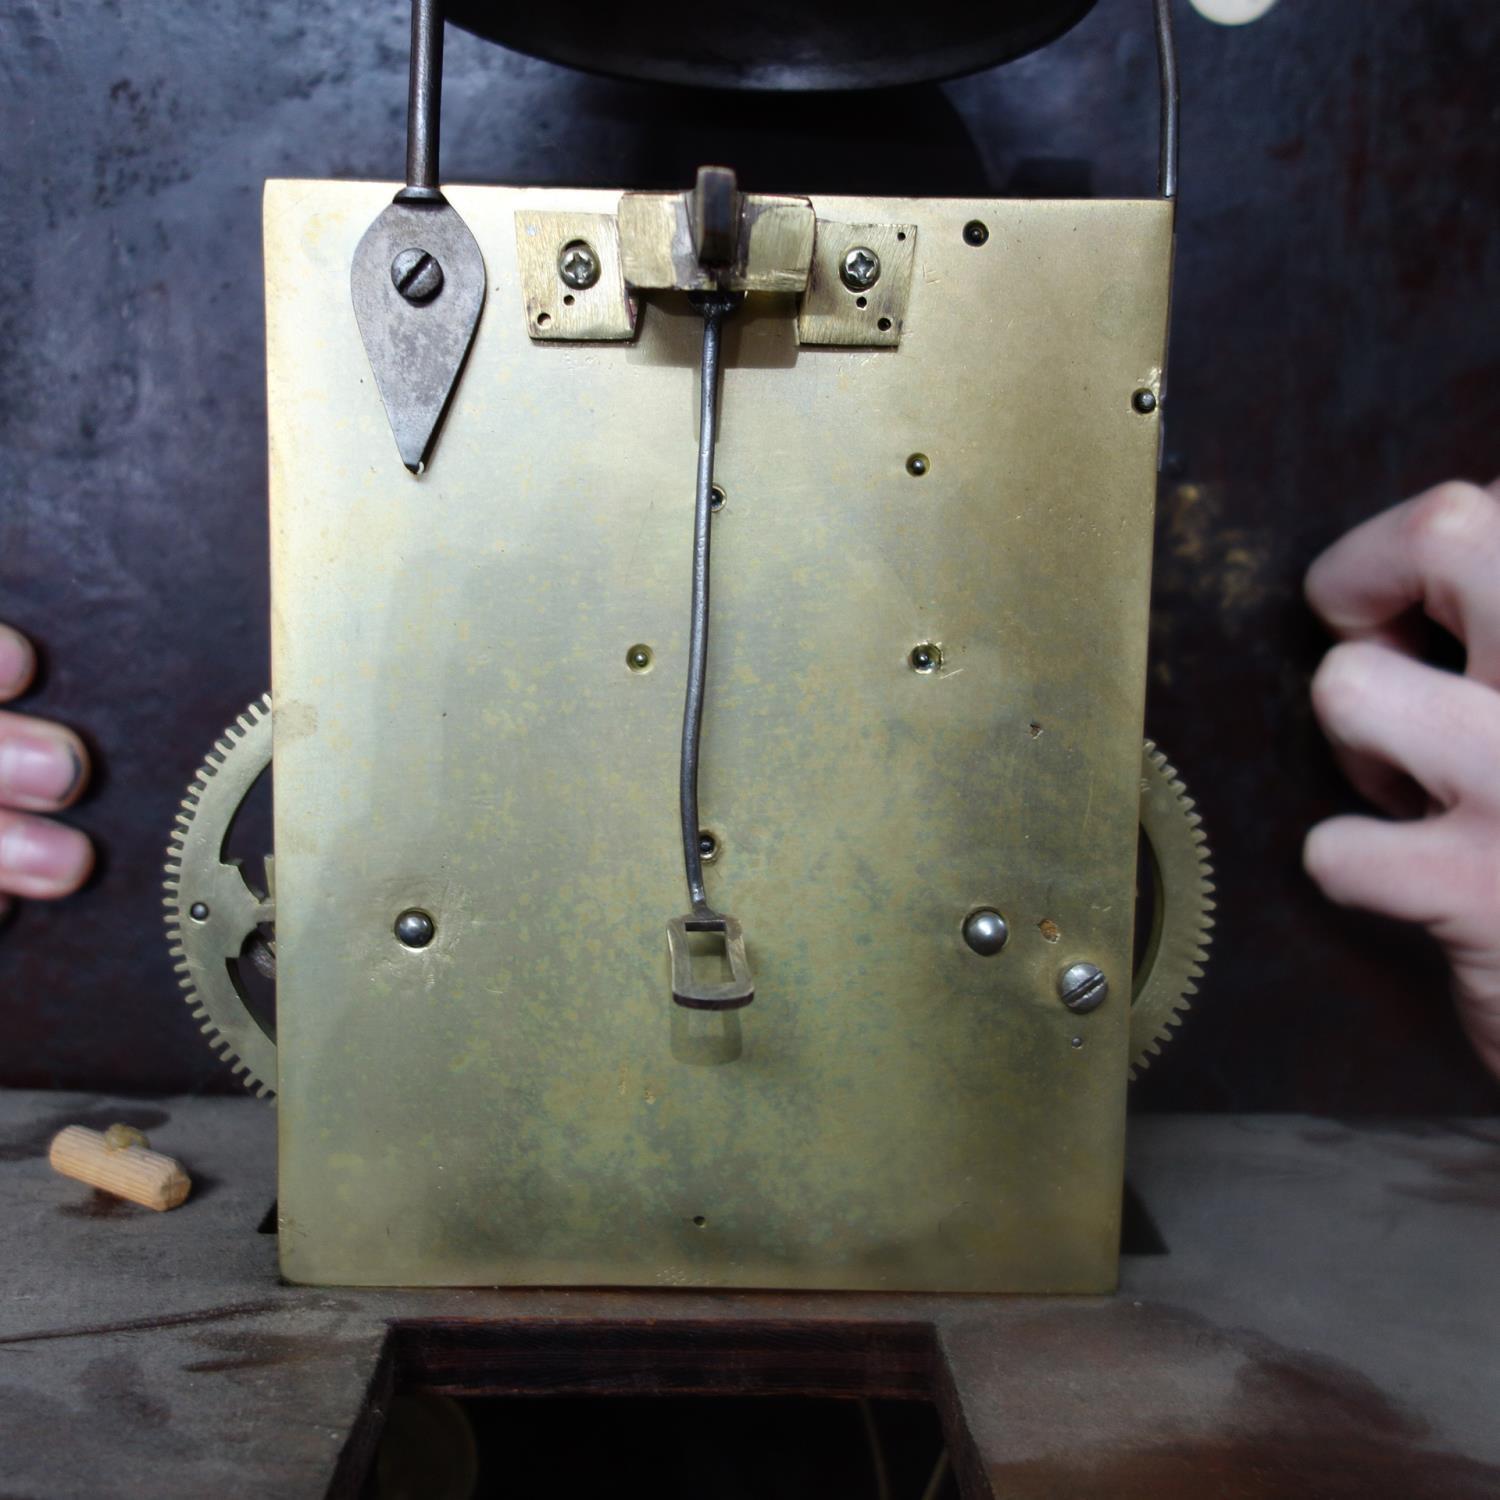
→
(1153, 0, 1179, 201)
(665, 288, 754, 1011)
(403, 0, 444, 199)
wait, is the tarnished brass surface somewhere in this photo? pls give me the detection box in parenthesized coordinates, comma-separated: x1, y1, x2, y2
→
(798, 220, 917, 347)
(618, 190, 815, 293)
(514, 209, 636, 341)
(265, 182, 1173, 1291)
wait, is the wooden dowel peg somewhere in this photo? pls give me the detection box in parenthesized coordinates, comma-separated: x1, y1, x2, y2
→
(49, 1124, 192, 1212)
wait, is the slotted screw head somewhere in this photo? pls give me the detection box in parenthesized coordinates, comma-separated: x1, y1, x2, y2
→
(840, 246, 881, 291)
(1058, 961, 1109, 1013)
(558, 240, 601, 290)
(390, 247, 444, 303)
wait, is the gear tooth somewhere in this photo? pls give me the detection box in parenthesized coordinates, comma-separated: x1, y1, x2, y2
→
(163, 695, 275, 1104)
(1132, 738, 1214, 1076)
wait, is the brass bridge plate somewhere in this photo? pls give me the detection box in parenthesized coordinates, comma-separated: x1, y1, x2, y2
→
(265, 182, 1172, 1291)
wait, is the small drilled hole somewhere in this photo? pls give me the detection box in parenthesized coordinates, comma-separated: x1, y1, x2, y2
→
(536, 311, 552, 328)
(906, 453, 929, 477)
(908, 643, 941, 674)
(710, 484, 725, 512)
(698, 830, 720, 862)
(877, 317, 892, 332)
(856, 295, 868, 308)
(1028, 721, 1043, 738)
(896, 230, 907, 241)
(963, 220, 989, 246)
(1039, 918, 1061, 943)
(692, 1215, 707, 1228)
(626, 643, 653, 672)
(563, 293, 575, 306)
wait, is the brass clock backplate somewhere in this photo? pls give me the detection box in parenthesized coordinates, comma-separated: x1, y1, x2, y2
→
(265, 182, 1172, 1291)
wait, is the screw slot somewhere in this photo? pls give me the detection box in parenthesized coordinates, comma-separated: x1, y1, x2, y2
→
(394, 909, 436, 949)
(626, 644, 653, 673)
(1058, 961, 1108, 1014)
(390, 246, 445, 303)
(1132, 388, 1158, 414)
(558, 239, 601, 290)
(189, 902, 210, 923)
(906, 453, 929, 477)
(840, 246, 882, 291)
(963, 220, 989, 247)
(909, 643, 942, 674)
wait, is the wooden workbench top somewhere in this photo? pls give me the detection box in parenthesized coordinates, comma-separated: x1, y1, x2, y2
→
(2, 1094, 1496, 1497)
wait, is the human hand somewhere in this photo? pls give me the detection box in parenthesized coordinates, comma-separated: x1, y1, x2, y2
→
(0, 624, 93, 917)
(1304, 478, 1500, 1080)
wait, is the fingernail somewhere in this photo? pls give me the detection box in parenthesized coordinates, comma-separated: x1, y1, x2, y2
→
(0, 817, 91, 887)
(0, 631, 32, 694)
(0, 733, 82, 804)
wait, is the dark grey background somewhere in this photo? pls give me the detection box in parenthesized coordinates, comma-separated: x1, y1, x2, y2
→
(2, 0, 1497, 1110)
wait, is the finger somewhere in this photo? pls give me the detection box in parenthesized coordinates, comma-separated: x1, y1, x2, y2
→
(0, 808, 93, 899)
(1310, 641, 1500, 813)
(0, 625, 37, 703)
(1303, 813, 1467, 927)
(1305, 480, 1500, 686)
(1325, 739, 1430, 820)
(0, 711, 89, 812)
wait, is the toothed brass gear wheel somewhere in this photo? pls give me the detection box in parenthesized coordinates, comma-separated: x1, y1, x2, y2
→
(1131, 740, 1215, 1077)
(163, 696, 276, 1097)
